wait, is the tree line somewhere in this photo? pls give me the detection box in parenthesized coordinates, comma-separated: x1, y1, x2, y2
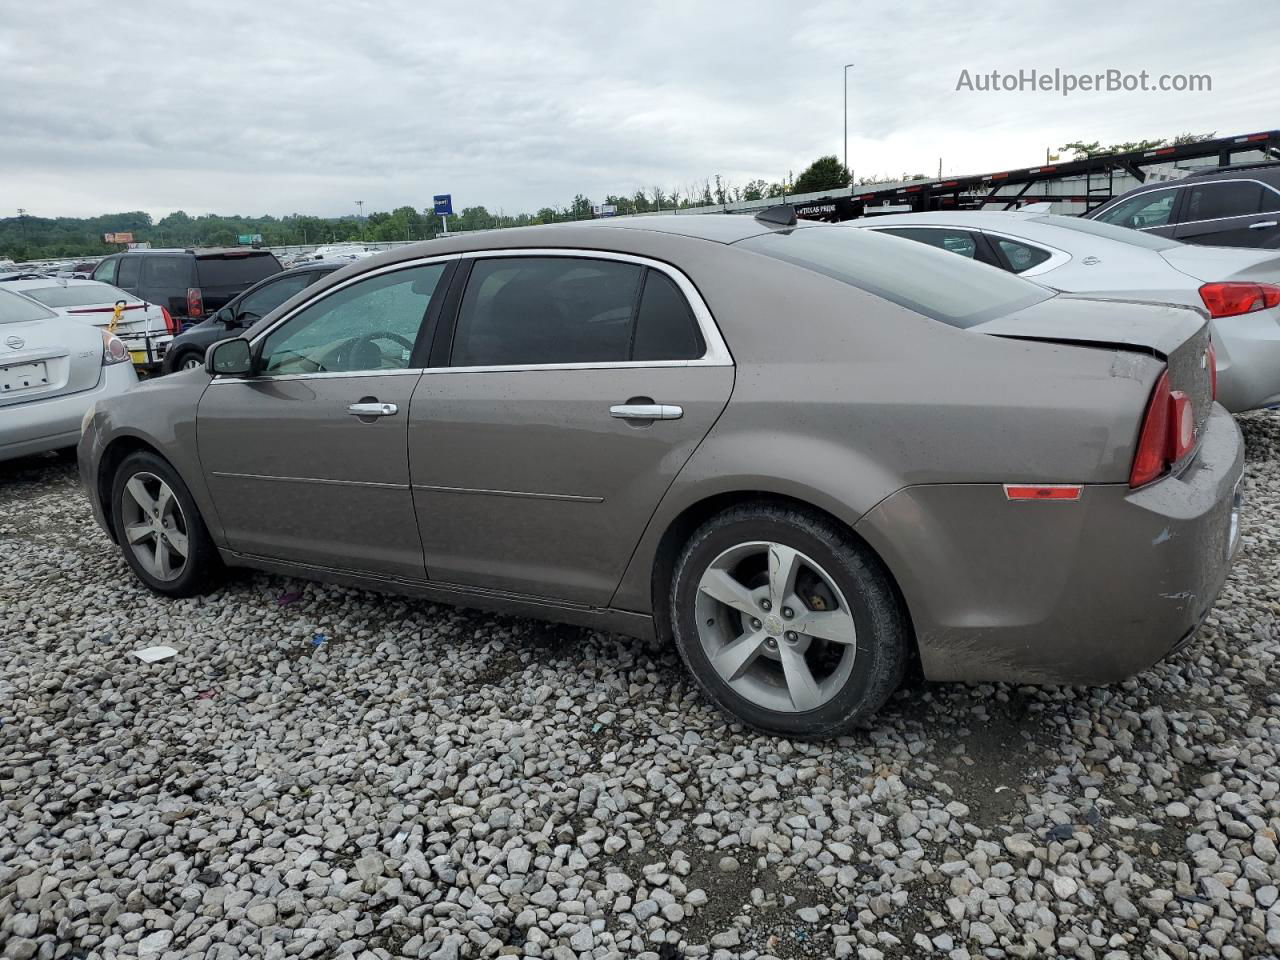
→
(1, 134, 1214, 260)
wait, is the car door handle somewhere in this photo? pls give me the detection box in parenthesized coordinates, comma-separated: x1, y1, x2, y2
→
(348, 402, 398, 417)
(610, 403, 683, 420)
(1249, 221, 1278, 230)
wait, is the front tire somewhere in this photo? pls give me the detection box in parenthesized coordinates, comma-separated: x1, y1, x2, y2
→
(669, 502, 909, 737)
(110, 451, 222, 597)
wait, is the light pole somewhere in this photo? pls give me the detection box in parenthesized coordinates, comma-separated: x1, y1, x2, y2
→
(843, 63, 855, 183)
(355, 200, 364, 220)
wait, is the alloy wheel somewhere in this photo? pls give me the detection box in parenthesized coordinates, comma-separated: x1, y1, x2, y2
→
(694, 541, 857, 713)
(181, 355, 203, 370)
(119, 471, 189, 582)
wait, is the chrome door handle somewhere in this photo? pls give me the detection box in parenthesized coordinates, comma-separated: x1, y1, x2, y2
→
(610, 403, 683, 420)
(1249, 221, 1278, 230)
(348, 402, 398, 417)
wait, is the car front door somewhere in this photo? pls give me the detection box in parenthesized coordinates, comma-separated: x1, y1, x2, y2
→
(1173, 180, 1280, 248)
(91, 256, 119, 285)
(408, 252, 734, 606)
(196, 258, 455, 579)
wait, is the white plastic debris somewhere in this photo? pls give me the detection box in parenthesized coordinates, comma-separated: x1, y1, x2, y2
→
(133, 645, 178, 663)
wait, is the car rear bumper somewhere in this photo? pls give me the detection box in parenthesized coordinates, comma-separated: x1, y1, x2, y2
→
(1212, 308, 1280, 411)
(0, 362, 138, 463)
(854, 404, 1244, 685)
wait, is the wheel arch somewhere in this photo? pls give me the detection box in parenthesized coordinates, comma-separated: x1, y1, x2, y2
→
(641, 488, 918, 671)
(95, 435, 178, 543)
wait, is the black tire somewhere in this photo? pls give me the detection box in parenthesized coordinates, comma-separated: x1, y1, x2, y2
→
(110, 450, 222, 597)
(669, 502, 909, 737)
(171, 348, 205, 373)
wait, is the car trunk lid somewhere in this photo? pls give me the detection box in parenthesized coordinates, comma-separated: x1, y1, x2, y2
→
(1159, 245, 1280, 283)
(0, 318, 104, 407)
(972, 294, 1215, 471)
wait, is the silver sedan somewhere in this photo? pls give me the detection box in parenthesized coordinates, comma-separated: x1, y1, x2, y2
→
(0, 287, 137, 463)
(852, 211, 1280, 412)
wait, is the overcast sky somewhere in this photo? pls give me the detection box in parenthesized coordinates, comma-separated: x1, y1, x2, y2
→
(2, 0, 1277, 220)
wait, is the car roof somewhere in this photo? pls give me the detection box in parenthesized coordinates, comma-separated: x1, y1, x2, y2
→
(118, 247, 277, 257)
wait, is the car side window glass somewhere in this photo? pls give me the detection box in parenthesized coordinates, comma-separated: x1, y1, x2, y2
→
(992, 237, 1053, 273)
(1262, 188, 1280, 213)
(632, 269, 705, 361)
(259, 263, 446, 375)
(115, 257, 140, 288)
(451, 257, 643, 367)
(878, 227, 977, 259)
(1094, 188, 1178, 228)
(92, 258, 117, 284)
(141, 255, 190, 288)
(1186, 182, 1263, 221)
(239, 272, 312, 319)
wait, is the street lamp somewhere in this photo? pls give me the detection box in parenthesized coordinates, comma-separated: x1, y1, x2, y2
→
(355, 200, 364, 219)
(843, 64, 855, 183)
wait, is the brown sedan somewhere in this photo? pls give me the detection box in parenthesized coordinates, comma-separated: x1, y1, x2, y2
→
(79, 210, 1243, 736)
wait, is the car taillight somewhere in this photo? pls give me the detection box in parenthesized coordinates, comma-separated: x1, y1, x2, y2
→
(1130, 370, 1197, 488)
(1207, 340, 1217, 400)
(187, 287, 204, 319)
(1198, 281, 1280, 318)
(101, 329, 130, 366)
(161, 306, 177, 336)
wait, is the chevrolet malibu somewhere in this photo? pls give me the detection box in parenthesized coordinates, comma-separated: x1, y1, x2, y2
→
(79, 211, 1243, 736)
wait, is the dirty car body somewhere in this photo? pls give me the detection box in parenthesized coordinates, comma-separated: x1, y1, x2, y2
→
(79, 215, 1243, 732)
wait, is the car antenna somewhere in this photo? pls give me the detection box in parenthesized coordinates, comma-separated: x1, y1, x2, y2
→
(755, 204, 798, 226)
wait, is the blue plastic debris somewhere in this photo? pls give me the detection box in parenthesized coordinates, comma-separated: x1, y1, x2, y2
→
(311, 633, 327, 647)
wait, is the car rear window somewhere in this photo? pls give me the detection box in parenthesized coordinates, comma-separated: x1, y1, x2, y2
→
(0, 288, 58, 324)
(1031, 214, 1181, 250)
(738, 226, 1052, 329)
(196, 254, 282, 287)
(20, 284, 139, 308)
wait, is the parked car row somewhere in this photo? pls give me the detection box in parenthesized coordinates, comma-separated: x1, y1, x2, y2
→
(77, 212, 1242, 736)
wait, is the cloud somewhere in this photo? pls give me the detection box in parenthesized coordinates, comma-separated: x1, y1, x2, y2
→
(2, 0, 1276, 219)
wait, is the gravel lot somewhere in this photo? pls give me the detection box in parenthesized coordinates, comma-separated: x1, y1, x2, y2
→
(2, 412, 1279, 960)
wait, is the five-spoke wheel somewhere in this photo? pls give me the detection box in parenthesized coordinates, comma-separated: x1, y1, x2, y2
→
(671, 503, 909, 736)
(120, 471, 190, 581)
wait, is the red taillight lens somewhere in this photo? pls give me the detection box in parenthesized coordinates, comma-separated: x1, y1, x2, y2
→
(161, 306, 176, 336)
(100, 329, 130, 366)
(1198, 282, 1280, 318)
(1130, 371, 1198, 488)
(186, 287, 204, 319)
(1207, 340, 1218, 400)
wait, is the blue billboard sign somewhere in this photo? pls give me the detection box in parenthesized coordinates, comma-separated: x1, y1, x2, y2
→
(433, 194, 453, 216)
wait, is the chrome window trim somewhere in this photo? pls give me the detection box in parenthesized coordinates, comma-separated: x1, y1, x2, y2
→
(1095, 177, 1280, 229)
(862, 223, 1071, 278)
(210, 248, 731, 385)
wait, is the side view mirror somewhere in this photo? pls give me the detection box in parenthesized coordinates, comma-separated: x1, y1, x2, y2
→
(207, 338, 253, 377)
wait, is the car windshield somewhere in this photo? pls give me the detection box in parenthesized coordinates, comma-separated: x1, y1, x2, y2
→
(1031, 214, 1181, 250)
(20, 283, 139, 308)
(0, 288, 58, 324)
(739, 226, 1053, 328)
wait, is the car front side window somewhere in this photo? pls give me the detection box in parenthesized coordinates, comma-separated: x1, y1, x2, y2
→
(258, 263, 447, 375)
(1095, 188, 1179, 229)
(238, 272, 313, 321)
(92, 258, 118, 285)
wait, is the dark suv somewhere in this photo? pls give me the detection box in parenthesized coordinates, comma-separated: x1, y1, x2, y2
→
(1085, 162, 1280, 248)
(160, 261, 344, 373)
(91, 248, 283, 329)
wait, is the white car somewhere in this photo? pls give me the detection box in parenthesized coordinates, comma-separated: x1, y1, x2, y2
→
(852, 211, 1280, 412)
(0, 287, 137, 463)
(5, 278, 176, 373)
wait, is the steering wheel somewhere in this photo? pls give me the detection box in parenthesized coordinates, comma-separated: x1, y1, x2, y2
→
(334, 330, 416, 370)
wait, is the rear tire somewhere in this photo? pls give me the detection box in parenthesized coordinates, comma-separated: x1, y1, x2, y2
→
(669, 502, 909, 737)
(110, 451, 222, 597)
(173, 349, 205, 372)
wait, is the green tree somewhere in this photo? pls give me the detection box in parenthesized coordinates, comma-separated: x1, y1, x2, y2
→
(792, 156, 851, 194)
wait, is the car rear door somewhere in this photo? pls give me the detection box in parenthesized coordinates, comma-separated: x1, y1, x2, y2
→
(408, 252, 734, 606)
(196, 258, 455, 579)
(1173, 180, 1280, 248)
